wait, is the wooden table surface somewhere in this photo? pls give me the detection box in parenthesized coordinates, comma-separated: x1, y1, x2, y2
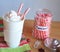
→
(23, 20, 60, 52)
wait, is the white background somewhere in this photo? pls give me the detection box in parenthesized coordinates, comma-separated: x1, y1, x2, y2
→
(0, 0, 60, 21)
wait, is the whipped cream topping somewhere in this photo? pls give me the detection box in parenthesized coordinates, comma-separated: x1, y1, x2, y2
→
(4, 10, 21, 22)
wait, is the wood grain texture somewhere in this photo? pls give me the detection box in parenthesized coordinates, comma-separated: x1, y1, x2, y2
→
(23, 20, 60, 52)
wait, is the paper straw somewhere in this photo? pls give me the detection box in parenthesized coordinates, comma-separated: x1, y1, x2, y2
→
(17, 3, 24, 15)
(24, 8, 30, 17)
(21, 8, 30, 20)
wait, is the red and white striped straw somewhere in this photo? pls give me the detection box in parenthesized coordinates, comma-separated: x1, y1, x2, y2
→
(24, 8, 30, 17)
(17, 3, 24, 15)
(21, 8, 30, 20)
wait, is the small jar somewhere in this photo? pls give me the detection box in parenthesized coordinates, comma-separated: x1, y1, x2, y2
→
(44, 38, 60, 52)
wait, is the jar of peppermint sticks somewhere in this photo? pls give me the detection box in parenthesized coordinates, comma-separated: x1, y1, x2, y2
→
(32, 9, 52, 40)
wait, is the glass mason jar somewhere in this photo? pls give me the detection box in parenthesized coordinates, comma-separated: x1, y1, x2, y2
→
(32, 9, 52, 40)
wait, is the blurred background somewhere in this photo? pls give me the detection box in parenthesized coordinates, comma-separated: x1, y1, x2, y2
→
(0, 0, 60, 21)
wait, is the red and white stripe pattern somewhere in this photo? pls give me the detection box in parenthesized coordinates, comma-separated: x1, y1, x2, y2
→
(33, 10, 52, 40)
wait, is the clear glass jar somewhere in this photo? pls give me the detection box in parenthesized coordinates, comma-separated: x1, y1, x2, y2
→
(32, 9, 52, 40)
